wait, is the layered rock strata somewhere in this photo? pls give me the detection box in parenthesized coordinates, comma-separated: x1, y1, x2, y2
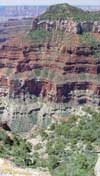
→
(0, 40, 100, 131)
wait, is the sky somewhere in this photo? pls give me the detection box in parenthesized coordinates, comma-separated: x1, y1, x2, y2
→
(0, 0, 100, 6)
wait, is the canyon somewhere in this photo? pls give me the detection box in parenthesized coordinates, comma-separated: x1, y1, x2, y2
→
(0, 3, 100, 176)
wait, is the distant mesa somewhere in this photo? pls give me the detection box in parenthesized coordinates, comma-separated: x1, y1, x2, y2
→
(0, 6, 48, 17)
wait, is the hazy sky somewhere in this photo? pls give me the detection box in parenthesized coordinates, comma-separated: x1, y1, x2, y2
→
(0, 0, 100, 6)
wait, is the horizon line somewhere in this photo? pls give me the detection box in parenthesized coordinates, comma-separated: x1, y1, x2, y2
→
(0, 4, 100, 6)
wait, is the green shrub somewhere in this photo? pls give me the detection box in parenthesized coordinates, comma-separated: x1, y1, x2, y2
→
(34, 69, 41, 77)
(93, 51, 100, 58)
(28, 112, 37, 124)
(79, 33, 97, 47)
(0, 130, 34, 167)
(42, 68, 49, 78)
(34, 143, 42, 150)
(26, 29, 52, 44)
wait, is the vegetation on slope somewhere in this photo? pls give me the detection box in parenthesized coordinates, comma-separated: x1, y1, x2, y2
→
(79, 33, 100, 58)
(26, 29, 52, 44)
(33, 108, 100, 176)
(79, 33, 97, 47)
(0, 107, 100, 175)
(39, 3, 100, 22)
(25, 29, 65, 44)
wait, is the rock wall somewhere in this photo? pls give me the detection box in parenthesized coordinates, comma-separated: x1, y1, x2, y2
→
(0, 43, 100, 99)
(0, 40, 100, 131)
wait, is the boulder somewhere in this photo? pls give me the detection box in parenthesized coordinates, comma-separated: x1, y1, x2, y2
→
(94, 155, 100, 176)
(93, 21, 100, 33)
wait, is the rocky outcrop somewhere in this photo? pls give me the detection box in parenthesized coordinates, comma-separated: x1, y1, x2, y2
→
(93, 21, 100, 33)
(0, 158, 51, 176)
(0, 122, 11, 131)
(32, 18, 100, 33)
